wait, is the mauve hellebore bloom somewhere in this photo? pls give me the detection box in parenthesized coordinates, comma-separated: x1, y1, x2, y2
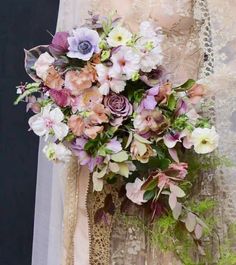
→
(49, 32, 69, 56)
(67, 27, 100, 61)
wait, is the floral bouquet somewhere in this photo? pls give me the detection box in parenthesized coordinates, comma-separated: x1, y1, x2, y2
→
(15, 14, 219, 256)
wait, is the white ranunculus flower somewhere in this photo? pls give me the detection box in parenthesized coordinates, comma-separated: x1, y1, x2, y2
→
(34, 52, 55, 80)
(28, 105, 69, 140)
(43, 142, 72, 162)
(110, 46, 140, 79)
(96, 64, 126, 95)
(191, 127, 219, 154)
(106, 26, 132, 47)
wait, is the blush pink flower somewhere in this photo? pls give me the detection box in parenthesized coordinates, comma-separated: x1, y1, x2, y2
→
(75, 87, 103, 111)
(187, 84, 206, 104)
(68, 115, 85, 137)
(126, 178, 147, 205)
(44, 66, 64, 89)
(133, 109, 169, 135)
(65, 66, 96, 96)
(89, 104, 110, 124)
(84, 124, 104, 139)
(155, 82, 172, 104)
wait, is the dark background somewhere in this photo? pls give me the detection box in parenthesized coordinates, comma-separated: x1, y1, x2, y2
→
(0, 1, 59, 264)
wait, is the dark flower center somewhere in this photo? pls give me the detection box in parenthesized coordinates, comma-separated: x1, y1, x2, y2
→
(78, 40, 92, 54)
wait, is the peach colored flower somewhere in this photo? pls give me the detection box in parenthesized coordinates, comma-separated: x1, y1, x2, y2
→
(77, 87, 103, 111)
(84, 125, 104, 139)
(65, 65, 96, 96)
(44, 66, 64, 89)
(89, 104, 109, 124)
(155, 82, 172, 104)
(68, 115, 85, 136)
(187, 84, 206, 104)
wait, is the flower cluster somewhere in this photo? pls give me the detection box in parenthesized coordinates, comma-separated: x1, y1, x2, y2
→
(16, 14, 219, 244)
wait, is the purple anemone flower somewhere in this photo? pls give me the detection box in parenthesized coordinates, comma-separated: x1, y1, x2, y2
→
(67, 27, 100, 61)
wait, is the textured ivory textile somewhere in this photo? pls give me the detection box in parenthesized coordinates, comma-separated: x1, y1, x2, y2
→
(32, 0, 236, 265)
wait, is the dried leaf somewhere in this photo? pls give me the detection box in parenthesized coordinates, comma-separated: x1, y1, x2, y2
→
(185, 212, 197, 232)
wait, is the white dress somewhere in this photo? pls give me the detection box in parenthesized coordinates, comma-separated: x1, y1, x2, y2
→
(32, 1, 236, 265)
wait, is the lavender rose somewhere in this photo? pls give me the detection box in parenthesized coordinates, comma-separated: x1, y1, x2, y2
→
(104, 93, 132, 126)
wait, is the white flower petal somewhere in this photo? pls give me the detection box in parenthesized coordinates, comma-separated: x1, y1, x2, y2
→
(53, 123, 69, 140)
(28, 115, 47, 136)
(49, 107, 64, 123)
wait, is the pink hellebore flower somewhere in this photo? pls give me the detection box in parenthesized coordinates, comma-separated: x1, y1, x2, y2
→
(126, 178, 147, 205)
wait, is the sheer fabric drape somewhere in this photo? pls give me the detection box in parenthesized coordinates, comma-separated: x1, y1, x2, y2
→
(32, 1, 236, 265)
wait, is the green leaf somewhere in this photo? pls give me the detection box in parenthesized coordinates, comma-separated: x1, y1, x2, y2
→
(167, 94, 177, 111)
(143, 189, 155, 201)
(174, 79, 196, 92)
(14, 83, 40, 105)
(143, 178, 157, 191)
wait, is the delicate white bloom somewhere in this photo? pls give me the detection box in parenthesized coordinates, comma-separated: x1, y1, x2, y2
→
(139, 21, 157, 38)
(110, 46, 140, 79)
(107, 26, 132, 47)
(136, 22, 163, 72)
(191, 127, 219, 154)
(28, 105, 69, 140)
(34, 52, 55, 80)
(126, 178, 147, 205)
(43, 142, 72, 162)
(96, 64, 126, 95)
